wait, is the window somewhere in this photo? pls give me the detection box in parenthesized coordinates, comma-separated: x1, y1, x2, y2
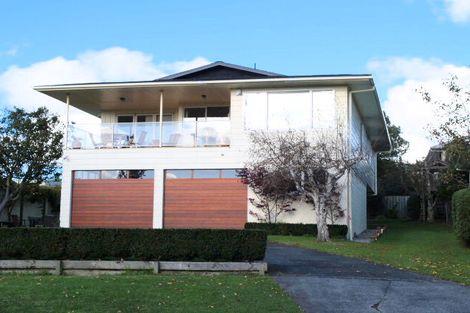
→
(244, 92, 267, 130)
(165, 170, 193, 179)
(74, 171, 100, 180)
(165, 169, 241, 179)
(221, 169, 240, 178)
(184, 108, 206, 120)
(244, 90, 336, 130)
(117, 114, 173, 123)
(129, 170, 154, 179)
(136, 115, 154, 123)
(117, 115, 133, 123)
(73, 170, 154, 180)
(101, 170, 121, 179)
(184, 106, 230, 121)
(207, 106, 230, 118)
(156, 114, 173, 122)
(193, 169, 220, 178)
(313, 90, 336, 128)
(268, 91, 311, 130)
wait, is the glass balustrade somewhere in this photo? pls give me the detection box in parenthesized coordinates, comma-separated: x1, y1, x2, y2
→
(67, 120, 230, 149)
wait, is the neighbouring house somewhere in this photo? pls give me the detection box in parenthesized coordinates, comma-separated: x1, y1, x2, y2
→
(35, 61, 390, 239)
(424, 143, 469, 222)
(0, 182, 60, 227)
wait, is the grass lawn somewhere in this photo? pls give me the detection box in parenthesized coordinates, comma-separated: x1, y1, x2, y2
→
(0, 273, 302, 313)
(270, 219, 470, 285)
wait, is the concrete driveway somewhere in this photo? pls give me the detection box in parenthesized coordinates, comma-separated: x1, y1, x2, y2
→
(266, 243, 470, 313)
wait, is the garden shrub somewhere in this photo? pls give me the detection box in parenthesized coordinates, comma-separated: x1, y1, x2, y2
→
(452, 188, 470, 247)
(0, 228, 267, 261)
(244, 222, 348, 237)
(385, 207, 399, 219)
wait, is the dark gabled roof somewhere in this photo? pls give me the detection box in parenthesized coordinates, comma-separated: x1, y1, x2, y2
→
(156, 61, 284, 81)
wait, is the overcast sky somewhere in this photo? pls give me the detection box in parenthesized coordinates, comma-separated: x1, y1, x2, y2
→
(0, 0, 469, 161)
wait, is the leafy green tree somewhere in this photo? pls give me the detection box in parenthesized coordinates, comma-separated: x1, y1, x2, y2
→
(421, 75, 469, 171)
(0, 107, 63, 221)
(376, 112, 411, 197)
(417, 75, 470, 223)
(379, 112, 410, 161)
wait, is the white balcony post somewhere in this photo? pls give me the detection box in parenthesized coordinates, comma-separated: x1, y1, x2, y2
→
(159, 90, 163, 147)
(65, 94, 70, 149)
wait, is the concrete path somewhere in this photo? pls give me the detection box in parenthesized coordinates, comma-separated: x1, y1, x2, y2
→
(266, 243, 470, 313)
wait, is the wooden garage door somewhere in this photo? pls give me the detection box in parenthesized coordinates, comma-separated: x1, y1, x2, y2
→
(72, 170, 154, 228)
(164, 171, 247, 229)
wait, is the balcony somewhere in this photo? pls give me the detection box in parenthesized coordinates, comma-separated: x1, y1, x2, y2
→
(67, 119, 231, 150)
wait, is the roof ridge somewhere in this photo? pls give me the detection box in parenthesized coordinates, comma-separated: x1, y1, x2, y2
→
(155, 61, 284, 81)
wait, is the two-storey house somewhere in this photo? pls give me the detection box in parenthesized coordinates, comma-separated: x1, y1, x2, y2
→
(35, 61, 391, 239)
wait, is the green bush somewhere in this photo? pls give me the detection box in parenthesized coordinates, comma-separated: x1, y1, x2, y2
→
(0, 228, 267, 261)
(452, 188, 470, 247)
(244, 223, 348, 237)
(385, 207, 399, 219)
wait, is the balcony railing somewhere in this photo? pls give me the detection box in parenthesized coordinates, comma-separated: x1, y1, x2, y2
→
(67, 120, 231, 149)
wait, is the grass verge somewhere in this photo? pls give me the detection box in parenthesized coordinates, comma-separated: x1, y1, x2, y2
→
(269, 219, 470, 285)
(0, 273, 302, 313)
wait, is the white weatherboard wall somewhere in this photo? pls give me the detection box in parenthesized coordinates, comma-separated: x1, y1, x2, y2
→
(350, 173, 367, 237)
(60, 86, 373, 236)
(347, 97, 378, 237)
(350, 98, 377, 193)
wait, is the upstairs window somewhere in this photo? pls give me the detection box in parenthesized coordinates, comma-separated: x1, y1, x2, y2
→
(244, 90, 336, 130)
(268, 91, 311, 130)
(184, 106, 230, 121)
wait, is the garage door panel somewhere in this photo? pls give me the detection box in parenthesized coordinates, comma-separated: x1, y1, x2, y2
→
(164, 218, 246, 229)
(72, 179, 153, 228)
(164, 178, 247, 229)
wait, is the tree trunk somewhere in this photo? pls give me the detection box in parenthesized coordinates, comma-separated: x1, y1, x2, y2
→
(19, 191, 24, 227)
(425, 171, 434, 223)
(419, 193, 426, 222)
(316, 197, 330, 242)
(0, 188, 11, 218)
(426, 199, 435, 223)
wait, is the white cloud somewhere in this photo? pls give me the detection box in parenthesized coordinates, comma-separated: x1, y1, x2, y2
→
(0, 46, 18, 57)
(368, 57, 470, 162)
(443, 0, 470, 23)
(0, 47, 209, 124)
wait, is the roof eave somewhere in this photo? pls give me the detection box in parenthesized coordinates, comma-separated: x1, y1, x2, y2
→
(34, 75, 374, 92)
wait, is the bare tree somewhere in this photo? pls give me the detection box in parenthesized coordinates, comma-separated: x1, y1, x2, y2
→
(238, 166, 296, 223)
(247, 128, 364, 241)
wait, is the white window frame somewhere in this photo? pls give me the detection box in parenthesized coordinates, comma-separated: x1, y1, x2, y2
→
(243, 88, 336, 131)
(115, 113, 174, 123)
(183, 105, 230, 121)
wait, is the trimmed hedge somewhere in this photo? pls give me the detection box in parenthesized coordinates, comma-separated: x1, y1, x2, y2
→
(245, 223, 348, 237)
(0, 228, 267, 261)
(452, 188, 470, 247)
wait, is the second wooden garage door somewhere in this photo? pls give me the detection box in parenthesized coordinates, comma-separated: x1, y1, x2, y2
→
(164, 175, 247, 229)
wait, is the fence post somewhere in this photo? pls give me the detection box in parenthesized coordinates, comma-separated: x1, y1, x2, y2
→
(153, 261, 160, 274)
(53, 260, 63, 276)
